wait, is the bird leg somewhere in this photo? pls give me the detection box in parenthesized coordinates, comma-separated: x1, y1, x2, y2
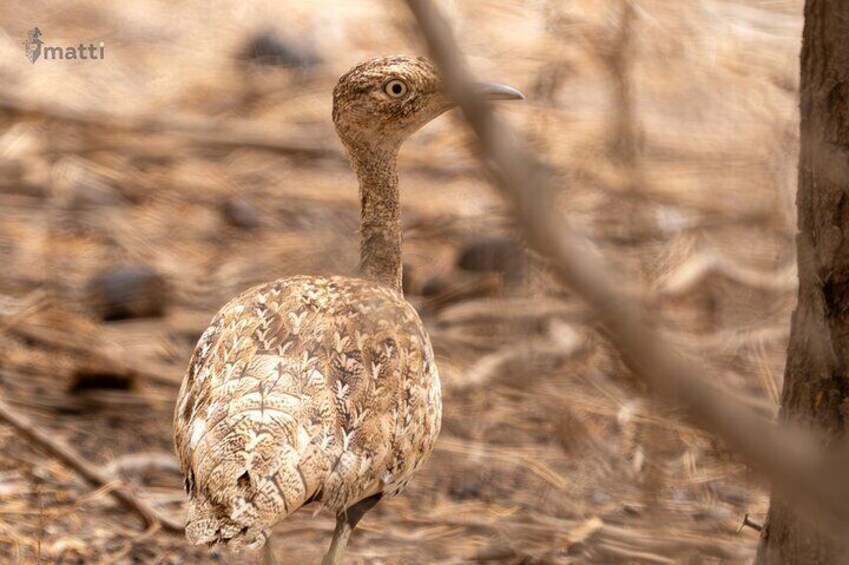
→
(261, 535, 279, 565)
(321, 493, 382, 565)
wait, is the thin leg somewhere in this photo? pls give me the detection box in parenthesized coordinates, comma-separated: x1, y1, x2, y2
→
(261, 535, 278, 565)
(321, 493, 383, 565)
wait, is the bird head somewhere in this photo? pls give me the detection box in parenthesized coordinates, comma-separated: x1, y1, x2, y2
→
(332, 55, 523, 155)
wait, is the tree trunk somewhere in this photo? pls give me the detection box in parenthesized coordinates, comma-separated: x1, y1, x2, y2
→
(758, 1, 849, 563)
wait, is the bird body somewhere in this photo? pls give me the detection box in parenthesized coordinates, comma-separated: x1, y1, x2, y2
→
(174, 275, 441, 549)
(173, 55, 521, 562)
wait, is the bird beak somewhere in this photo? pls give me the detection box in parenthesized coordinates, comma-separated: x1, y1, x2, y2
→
(477, 82, 526, 101)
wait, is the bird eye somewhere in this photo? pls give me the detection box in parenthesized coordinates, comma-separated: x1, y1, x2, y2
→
(383, 79, 409, 98)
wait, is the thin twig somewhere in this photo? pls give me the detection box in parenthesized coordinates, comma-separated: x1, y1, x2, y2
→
(6, 317, 181, 387)
(738, 513, 764, 534)
(0, 91, 337, 160)
(0, 398, 184, 533)
(455, 335, 590, 393)
(36, 484, 43, 564)
(403, 0, 849, 537)
(105, 452, 181, 477)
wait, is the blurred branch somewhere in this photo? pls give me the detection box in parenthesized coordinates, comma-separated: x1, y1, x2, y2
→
(0, 293, 181, 390)
(455, 333, 590, 393)
(657, 252, 796, 297)
(0, 91, 337, 159)
(105, 452, 181, 477)
(593, 0, 654, 241)
(436, 297, 588, 328)
(597, 0, 641, 168)
(0, 397, 184, 533)
(5, 311, 181, 387)
(403, 0, 849, 537)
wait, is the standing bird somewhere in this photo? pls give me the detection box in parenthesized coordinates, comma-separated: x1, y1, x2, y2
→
(173, 55, 523, 564)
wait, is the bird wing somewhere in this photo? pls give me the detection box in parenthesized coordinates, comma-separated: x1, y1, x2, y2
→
(173, 281, 336, 547)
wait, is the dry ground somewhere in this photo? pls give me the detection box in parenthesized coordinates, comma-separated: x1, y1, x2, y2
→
(0, 0, 802, 563)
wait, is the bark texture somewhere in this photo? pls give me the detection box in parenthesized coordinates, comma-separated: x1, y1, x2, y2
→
(758, 1, 849, 563)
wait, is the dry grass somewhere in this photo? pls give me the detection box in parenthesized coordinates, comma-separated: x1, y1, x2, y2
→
(0, 0, 801, 563)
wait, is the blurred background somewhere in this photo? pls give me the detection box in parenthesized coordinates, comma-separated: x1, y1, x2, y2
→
(0, 0, 801, 563)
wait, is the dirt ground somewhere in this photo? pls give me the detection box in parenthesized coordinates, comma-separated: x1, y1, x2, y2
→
(0, 0, 802, 563)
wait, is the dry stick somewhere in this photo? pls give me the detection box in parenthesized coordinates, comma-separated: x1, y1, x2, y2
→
(403, 0, 849, 535)
(0, 91, 337, 160)
(2, 298, 180, 389)
(599, 0, 655, 244)
(105, 452, 181, 477)
(605, 0, 641, 170)
(0, 398, 184, 532)
(2, 309, 182, 387)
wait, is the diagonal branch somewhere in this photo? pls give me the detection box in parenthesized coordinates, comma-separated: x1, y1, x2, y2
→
(403, 0, 849, 537)
(0, 398, 184, 533)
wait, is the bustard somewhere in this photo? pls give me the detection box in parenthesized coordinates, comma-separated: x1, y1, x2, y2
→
(173, 55, 523, 564)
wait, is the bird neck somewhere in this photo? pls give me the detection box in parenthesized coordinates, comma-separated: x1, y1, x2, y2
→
(350, 144, 403, 293)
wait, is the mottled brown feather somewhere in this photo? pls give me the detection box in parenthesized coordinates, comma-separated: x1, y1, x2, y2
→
(174, 276, 441, 549)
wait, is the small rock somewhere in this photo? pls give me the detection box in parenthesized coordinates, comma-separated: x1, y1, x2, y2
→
(86, 265, 168, 321)
(0, 158, 25, 191)
(68, 370, 134, 394)
(590, 491, 612, 506)
(692, 506, 733, 523)
(622, 503, 644, 515)
(420, 275, 449, 297)
(456, 236, 526, 282)
(222, 197, 261, 230)
(52, 158, 126, 208)
(67, 174, 125, 209)
(448, 479, 481, 500)
(238, 30, 322, 69)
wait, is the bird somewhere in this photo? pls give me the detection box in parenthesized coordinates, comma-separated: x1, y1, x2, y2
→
(173, 55, 523, 564)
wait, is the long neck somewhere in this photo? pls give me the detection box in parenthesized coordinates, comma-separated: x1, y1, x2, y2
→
(349, 144, 403, 292)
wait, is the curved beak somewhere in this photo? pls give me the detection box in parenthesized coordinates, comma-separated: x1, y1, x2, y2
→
(477, 81, 526, 101)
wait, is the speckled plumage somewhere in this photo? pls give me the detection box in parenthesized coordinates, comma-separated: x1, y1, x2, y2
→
(334, 56, 453, 291)
(173, 56, 448, 556)
(174, 276, 441, 550)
